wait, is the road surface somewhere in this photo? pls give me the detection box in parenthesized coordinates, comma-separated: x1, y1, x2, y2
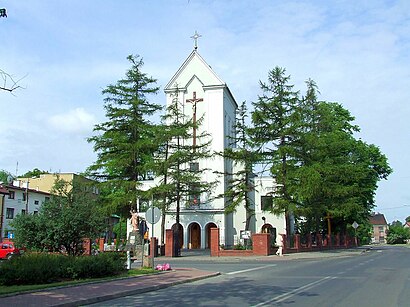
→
(88, 246, 410, 306)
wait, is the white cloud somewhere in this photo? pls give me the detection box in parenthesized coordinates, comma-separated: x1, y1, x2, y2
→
(48, 108, 96, 134)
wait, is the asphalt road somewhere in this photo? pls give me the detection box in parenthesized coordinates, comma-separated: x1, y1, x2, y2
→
(89, 246, 410, 306)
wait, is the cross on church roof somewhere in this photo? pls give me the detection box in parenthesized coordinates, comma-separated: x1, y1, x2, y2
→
(190, 31, 202, 50)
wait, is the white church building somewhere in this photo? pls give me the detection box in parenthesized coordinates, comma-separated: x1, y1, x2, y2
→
(134, 41, 286, 249)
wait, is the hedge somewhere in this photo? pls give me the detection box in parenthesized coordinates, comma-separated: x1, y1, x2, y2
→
(0, 252, 126, 286)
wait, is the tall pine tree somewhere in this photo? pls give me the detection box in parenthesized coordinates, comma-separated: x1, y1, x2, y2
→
(250, 67, 301, 235)
(87, 55, 161, 215)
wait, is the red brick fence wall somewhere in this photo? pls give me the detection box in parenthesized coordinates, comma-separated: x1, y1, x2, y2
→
(210, 228, 356, 257)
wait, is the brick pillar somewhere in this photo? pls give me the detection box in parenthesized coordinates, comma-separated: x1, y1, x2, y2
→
(83, 238, 91, 255)
(252, 233, 270, 256)
(210, 227, 220, 257)
(294, 234, 301, 251)
(150, 237, 158, 258)
(165, 229, 175, 257)
(99, 238, 105, 252)
(317, 234, 322, 248)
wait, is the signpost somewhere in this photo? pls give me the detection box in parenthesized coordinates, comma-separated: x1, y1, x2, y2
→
(146, 205, 161, 268)
(352, 221, 359, 246)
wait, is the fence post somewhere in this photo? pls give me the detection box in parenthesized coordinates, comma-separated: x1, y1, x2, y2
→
(165, 229, 175, 257)
(210, 228, 220, 257)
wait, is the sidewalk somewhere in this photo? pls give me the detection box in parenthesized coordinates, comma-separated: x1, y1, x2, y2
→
(0, 268, 220, 307)
(0, 247, 369, 306)
(156, 246, 370, 262)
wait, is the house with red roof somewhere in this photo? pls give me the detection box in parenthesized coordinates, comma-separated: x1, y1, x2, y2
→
(369, 213, 389, 244)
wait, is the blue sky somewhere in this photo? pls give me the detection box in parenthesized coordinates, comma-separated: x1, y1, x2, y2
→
(1, 0, 409, 223)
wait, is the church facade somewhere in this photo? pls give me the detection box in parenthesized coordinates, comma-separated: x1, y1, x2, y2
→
(135, 47, 286, 249)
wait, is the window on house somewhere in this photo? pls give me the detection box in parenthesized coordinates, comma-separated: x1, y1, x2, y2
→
(22, 193, 26, 201)
(261, 196, 273, 211)
(6, 208, 14, 219)
(33, 211, 38, 215)
(34, 200, 39, 205)
(8, 191, 15, 199)
(378, 226, 384, 233)
(21, 209, 26, 215)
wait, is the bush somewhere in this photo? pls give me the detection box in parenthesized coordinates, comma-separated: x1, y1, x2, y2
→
(387, 225, 410, 244)
(387, 233, 408, 244)
(0, 253, 70, 285)
(0, 252, 126, 286)
(66, 252, 126, 279)
(233, 243, 245, 250)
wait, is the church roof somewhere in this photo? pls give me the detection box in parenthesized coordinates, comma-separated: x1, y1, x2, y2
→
(165, 50, 237, 107)
(165, 50, 225, 91)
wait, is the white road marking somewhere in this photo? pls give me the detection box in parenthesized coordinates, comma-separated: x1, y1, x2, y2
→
(253, 276, 337, 306)
(226, 264, 277, 275)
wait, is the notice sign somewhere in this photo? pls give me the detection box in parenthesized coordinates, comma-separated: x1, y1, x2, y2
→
(240, 230, 251, 239)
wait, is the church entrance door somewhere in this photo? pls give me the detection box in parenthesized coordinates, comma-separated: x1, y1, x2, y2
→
(189, 222, 201, 249)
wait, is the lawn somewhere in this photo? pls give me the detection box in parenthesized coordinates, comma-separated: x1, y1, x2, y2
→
(0, 267, 156, 296)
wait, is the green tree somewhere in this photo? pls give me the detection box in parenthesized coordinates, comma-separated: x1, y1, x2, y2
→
(112, 217, 127, 243)
(250, 68, 392, 238)
(250, 67, 301, 235)
(387, 221, 410, 244)
(216, 101, 258, 231)
(20, 168, 49, 178)
(406, 216, 410, 223)
(150, 88, 217, 252)
(0, 169, 13, 183)
(11, 178, 105, 255)
(294, 81, 391, 235)
(87, 54, 161, 215)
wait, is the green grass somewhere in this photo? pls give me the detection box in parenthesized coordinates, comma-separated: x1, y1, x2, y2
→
(0, 267, 157, 296)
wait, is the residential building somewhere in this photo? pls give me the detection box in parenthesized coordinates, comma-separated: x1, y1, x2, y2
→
(17, 173, 99, 195)
(0, 183, 50, 239)
(135, 42, 286, 249)
(369, 213, 389, 243)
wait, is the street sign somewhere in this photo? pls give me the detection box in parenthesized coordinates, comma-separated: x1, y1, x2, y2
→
(146, 207, 161, 224)
(352, 221, 359, 229)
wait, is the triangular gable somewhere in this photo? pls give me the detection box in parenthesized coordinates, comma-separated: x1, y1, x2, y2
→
(165, 50, 225, 91)
(369, 213, 388, 225)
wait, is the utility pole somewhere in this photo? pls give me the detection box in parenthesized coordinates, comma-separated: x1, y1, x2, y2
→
(25, 180, 29, 214)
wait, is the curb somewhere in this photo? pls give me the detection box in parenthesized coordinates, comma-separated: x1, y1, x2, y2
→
(53, 271, 221, 307)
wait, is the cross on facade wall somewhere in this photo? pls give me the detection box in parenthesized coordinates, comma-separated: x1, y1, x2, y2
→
(186, 91, 203, 152)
